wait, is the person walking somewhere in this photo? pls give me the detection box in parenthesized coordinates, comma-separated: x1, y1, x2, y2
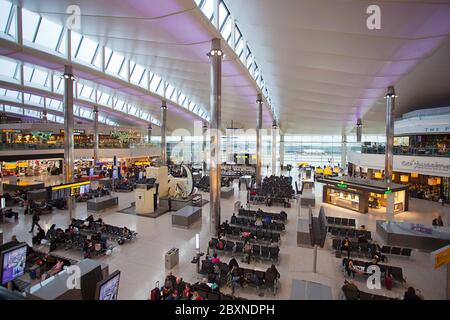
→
(29, 212, 41, 234)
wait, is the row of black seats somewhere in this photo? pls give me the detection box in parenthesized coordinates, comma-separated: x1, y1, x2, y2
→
(342, 258, 405, 283)
(235, 214, 287, 227)
(326, 216, 356, 228)
(381, 246, 412, 257)
(238, 209, 287, 223)
(225, 225, 281, 243)
(191, 284, 237, 300)
(329, 226, 372, 240)
(230, 217, 285, 232)
(342, 285, 397, 300)
(210, 238, 280, 262)
(200, 260, 278, 292)
(332, 239, 378, 259)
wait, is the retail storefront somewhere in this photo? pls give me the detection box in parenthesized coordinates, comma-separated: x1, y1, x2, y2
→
(317, 176, 409, 214)
(0, 159, 63, 177)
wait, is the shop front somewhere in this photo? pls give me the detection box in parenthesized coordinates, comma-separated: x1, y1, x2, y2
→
(317, 176, 409, 214)
(0, 159, 63, 177)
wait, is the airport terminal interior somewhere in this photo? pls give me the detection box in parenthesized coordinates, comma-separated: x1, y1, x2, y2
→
(0, 0, 449, 301)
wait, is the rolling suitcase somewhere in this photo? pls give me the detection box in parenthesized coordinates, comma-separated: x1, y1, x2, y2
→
(150, 281, 160, 300)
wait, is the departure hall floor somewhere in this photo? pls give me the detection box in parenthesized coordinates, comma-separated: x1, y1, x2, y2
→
(1, 175, 448, 300)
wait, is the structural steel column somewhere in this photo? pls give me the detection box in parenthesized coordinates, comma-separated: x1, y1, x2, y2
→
(279, 133, 285, 172)
(356, 118, 362, 143)
(256, 94, 263, 187)
(160, 101, 167, 165)
(93, 106, 99, 165)
(271, 121, 277, 176)
(385, 86, 396, 221)
(341, 134, 347, 171)
(63, 65, 75, 219)
(202, 122, 208, 176)
(208, 38, 223, 235)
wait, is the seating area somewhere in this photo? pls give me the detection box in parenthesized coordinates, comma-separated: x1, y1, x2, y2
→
(342, 258, 405, 285)
(230, 215, 285, 232)
(326, 216, 356, 228)
(328, 226, 372, 241)
(209, 237, 280, 263)
(70, 219, 137, 245)
(381, 246, 412, 258)
(341, 283, 397, 300)
(224, 225, 281, 243)
(238, 208, 287, 223)
(332, 238, 380, 259)
(200, 259, 279, 296)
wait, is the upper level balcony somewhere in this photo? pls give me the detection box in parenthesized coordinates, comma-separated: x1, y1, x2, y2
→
(360, 144, 450, 157)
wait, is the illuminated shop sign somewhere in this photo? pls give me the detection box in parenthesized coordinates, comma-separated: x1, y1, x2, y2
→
(60, 129, 85, 135)
(336, 182, 348, 189)
(2, 129, 21, 133)
(51, 181, 90, 191)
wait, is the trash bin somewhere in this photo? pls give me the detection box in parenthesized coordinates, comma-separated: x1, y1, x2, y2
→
(165, 248, 179, 269)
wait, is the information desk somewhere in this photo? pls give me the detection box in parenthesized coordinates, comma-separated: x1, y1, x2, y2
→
(221, 186, 234, 198)
(87, 195, 118, 212)
(172, 206, 202, 228)
(300, 192, 316, 208)
(317, 176, 408, 214)
(376, 220, 450, 251)
(3, 181, 45, 192)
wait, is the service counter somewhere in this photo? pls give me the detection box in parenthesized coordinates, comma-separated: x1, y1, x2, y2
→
(87, 195, 118, 212)
(317, 176, 409, 214)
(2, 180, 45, 192)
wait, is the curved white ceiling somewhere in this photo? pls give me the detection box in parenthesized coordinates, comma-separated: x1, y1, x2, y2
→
(225, 0, 450, 134)
(19, 0, 274, 131)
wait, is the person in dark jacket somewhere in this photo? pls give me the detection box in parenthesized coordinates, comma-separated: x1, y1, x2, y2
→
(29, 212, 41, 233)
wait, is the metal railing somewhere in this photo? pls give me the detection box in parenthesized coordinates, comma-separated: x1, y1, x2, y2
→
(360, 144, 450, 157)
(0, 142, 156, 150)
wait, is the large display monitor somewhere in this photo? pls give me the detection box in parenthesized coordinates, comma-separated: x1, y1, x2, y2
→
(95, 270, 121, 300)
(1, 243, 27, 285)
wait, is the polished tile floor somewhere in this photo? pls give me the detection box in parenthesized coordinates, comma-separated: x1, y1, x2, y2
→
(1, 175, 448, 300)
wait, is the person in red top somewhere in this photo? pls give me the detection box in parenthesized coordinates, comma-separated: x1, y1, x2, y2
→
(192, 291, 204, 300)
(211, 253, 221, 264)
(183, 284, 193, 299)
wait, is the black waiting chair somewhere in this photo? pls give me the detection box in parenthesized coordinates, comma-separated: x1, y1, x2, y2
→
(225, 241, 235, 253)
(261, 246, 270, 259)
(390, 247, 402, 255)
(235, 242, 244, 254)
(401, 248, 412, 257)
(263, 231, 272, 242)
(381, 246, 391, 254)
(269, 247, 280, 262)
(252, 245, 261, 258)
(272, 233, 280, 243)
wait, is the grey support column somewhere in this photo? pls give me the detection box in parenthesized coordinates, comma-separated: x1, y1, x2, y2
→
(271, 121, 277, 176)
(93, 106, 99, 166)
(208, 38, 223, 235)
(341, 134, 347, 172)
(385, 86, 397, 221)
(356, 118, 362, 143)
(256, 94, 263, 187)
(279, 133, 285, 173)
(63, 65, 75, 219)
(160, 101, 167, 165)
(202, 122, 208, 176)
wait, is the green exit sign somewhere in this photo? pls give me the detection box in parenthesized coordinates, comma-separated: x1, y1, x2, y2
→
(384, 187, 392, 195)
(337, 183, 348, 189)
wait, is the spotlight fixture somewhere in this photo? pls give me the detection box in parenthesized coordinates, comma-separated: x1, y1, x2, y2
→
(61, 73, 76, 81)
(207, 49, 224, 57)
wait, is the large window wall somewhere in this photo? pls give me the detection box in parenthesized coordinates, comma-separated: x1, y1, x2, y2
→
(152, 134, 385, 169)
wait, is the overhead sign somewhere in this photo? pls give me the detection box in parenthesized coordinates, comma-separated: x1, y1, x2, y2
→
(432, 245, 450, 269)
(384, 187, 393, 195)
(2, 129, 21, 133)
